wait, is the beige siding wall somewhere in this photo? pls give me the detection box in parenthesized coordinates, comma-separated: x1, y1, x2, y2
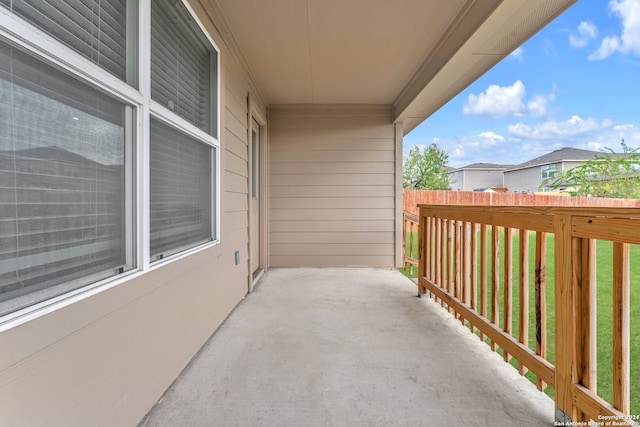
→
(505, 164, 551, 193)
(449, 170, 465, 190)
(269, 107, 397, 267)
(450, 170, 504, 191)
(506, 161, 585, 194)
(0, 5, 264, 425)
(464, 170, 504, 190)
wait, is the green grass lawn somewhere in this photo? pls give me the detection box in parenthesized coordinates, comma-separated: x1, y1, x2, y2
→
(401, 230, 640, 414)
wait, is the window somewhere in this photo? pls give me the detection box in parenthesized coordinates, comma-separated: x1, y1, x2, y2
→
(0, 0, 137, 84)
(150, 0, 218, 259)
(151, 0, 217, 135)
(541, 164, 556, 179)
(150, 119, 214, 259)
(0, 0, 220, 318)
(0, 41, 134, 317)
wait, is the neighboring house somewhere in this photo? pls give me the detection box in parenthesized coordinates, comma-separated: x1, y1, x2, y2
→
(0, 1, 576, 425)
(448, 163, 512, 191)
(504, 147, 600, 193)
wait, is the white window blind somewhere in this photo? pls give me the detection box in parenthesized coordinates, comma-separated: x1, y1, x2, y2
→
(150, 119, 212, 259)
(0, 0, 129, 80)
(0, 41, 133, 316)
(151, 0, 215, 134)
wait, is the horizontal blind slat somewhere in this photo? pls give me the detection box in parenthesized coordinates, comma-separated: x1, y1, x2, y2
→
(2, 0, 128, 79)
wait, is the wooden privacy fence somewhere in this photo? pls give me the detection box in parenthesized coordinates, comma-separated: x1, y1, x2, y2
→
(404, 189, 640, 215)
(417, 204, 639, 425)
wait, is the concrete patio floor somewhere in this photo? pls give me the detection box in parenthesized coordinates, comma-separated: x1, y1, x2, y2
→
(139, 268, 553, 427)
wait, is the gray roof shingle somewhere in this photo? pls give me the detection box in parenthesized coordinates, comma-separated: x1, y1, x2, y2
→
(505, 147, 599, 171)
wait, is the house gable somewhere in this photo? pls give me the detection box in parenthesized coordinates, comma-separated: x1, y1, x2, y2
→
(504, 147, 599, 193)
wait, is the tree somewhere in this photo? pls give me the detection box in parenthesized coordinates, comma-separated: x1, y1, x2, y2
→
(540, 141, 640, 198)
(403, 143, 451, 190)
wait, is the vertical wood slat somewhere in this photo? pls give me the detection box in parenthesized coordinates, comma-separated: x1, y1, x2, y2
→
(573, 237, 598, 422)
(409, 220, 416, 275)
(463, 222, 472, 310)
(431, 217, 437, 299)
(519, 230, 529, 375)
(423, 216, 429, 279)
(425, 216, 433, 297)
(425, 217, 432, 282)
(470, 223, 478, 334)
(503, 227, 513, 362)
(448, 220, 454, 298)
(403, 215, 408, 271)
(447, 219, 454, 314)
(491, 225, 500, 352)
(612, 242, 630, 414)
(455, 221, 463, 322)
(443, 219, 449, 296)
(418, 212, 427, 295)
(535, 231, 548, 391)
(480, 224, 488, 342)
(436, 218, 443, 307)
(554, 215, 574, 420)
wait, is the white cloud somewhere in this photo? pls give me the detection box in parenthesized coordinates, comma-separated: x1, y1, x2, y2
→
(405, 116, 640, 169)
(527, 94, 554, 117)
(584, 124, 640, 150)
(445, 131, 514, 167)
(463, 81, 553, 118)
(508, 115, 612, 140)
(606, 123, 640, 145)
(509, 47, 524, 61)
(589, 36, 622, 59)
(589, 0, 640, 60)
(478, 131, 505, 143)
(569, 21, 598, 48)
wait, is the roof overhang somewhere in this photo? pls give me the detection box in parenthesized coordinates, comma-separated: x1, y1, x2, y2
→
(205, 0, 576, 134)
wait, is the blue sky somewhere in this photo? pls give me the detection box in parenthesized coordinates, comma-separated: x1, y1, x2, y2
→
(404, 0, 640, 168)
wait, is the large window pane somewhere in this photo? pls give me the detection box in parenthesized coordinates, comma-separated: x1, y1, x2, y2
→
(0, 0, 133, 82)
(151, 0, 216, 134)
(150, 119, 212, 259)
(0, 41, 132, 316)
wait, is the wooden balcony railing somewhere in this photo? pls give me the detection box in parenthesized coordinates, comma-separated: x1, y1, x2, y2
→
(403, 211, 419, 275)
(417, 204, 639, 425)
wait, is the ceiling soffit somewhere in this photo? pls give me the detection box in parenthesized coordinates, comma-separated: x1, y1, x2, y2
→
(208, 0, 577, 132)
(212, 0, 477, 104)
